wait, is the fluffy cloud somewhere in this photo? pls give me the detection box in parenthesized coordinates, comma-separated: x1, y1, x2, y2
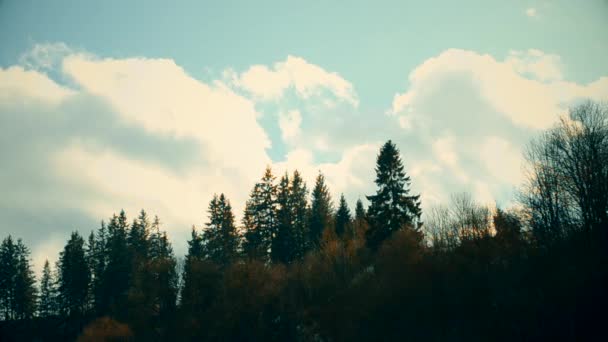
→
(389, 48, 607, 210)
(232, 55, 358, 106)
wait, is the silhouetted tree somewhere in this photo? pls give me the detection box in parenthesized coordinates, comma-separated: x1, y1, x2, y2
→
(290, 170, 309, 260)
(0, 236, 18, 320)
(308, 173, 333, 249)
(243, 167, 277, 261)
(103, 211, 131, 315)
(14, 239, 37, 320)
(366, 140, 422, 250)
(335, 194, 352, 238)
(57, 232, 90, 317)
(203, 194, 238, 266)
(38, 259, 57, 317)
(272, 173, 296, 263)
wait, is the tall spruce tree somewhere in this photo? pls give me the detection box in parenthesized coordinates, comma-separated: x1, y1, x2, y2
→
(203, 194, 238, 266)
(38, 259, 57, 317)
(242, 167, 277, 261)
(308, 173, 334, 249)
(272, 173, 295, 263)
(57, 232, 90, 316)
(290, 170, 309, 259)
(90, 221, 108, 315)
(103, 211, 131, 315)
(335, 194, 352, 238)
(0, 236, 17, 320)
(366, 140, 422, 250)
(0, 237, 37, 320)
(355, 199, 366, 222)
(14, 239, 37, 319)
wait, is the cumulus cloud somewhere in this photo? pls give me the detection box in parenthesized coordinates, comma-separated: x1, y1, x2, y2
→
(232, 55, 358, 106)
(506, 49, 562, 82)
(389, 48, 608, 210)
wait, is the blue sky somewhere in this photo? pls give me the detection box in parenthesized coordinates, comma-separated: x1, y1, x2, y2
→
(1, 0, 607, 271)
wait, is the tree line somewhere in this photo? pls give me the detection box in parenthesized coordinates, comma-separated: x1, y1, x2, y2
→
(0, 101, 607, 341)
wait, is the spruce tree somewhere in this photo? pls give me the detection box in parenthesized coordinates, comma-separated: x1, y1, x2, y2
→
(90, 221, 108, 315)
(14, 239, 37, 319)
(103, 211, 131, 315)
(57, 232, 90, 316)
(355, 199, 366, 222)
(335, 194, 352, 238)
(38, 259, 57, 317)
(203, 194, 238, 266)
(272, 173, 295, 263)
(308, 172, 334, 249)
(242, 167, 277, 261)
(0, 236, 17, 320)
(366, 140, 422, 250)
(290, 170, 309, 259)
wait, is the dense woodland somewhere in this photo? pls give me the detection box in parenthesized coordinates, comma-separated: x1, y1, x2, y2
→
(1, 101, 607, 341)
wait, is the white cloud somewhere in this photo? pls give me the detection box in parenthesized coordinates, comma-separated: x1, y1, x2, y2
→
(279, 109, 302, 142)
(234, 55, 358, 106)
(526, 7, 537, 17)
(479, 136, 524, 185)
(506, 49, 562, 82)
(0, 66, 74, 104)
(62, 54, 271, 174)
(392, 48, 607, 130)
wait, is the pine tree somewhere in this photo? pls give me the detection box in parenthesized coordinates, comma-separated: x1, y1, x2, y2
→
(355, 199, 366, 222)
(0, 237, 35, 320)
(38, 259, 58, 317)
(366, 140, 422, 250)
(308, 172, 334, 249)
(103, 211, 131, 315)
(335, 194, 352, 238)
(14, 239, 37, 319)
(90, 221, 108, 315)
(272, 173, 295, 263)
(290, 170, 309, 260)
(242, 167, 277, 261)
(57, 232, 90, 316)
(203, 194, 238, 266)
(181, 227, 220, 315)
(136, 216, 178, 318)
(0, 236, 17, 320)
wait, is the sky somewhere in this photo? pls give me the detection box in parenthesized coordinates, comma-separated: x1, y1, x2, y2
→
(1, 0, 607, 273)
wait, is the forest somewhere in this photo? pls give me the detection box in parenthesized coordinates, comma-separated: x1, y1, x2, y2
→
(0, 101, 607, 341)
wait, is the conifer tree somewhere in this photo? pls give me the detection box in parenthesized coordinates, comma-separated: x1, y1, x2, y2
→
(308, 173, 334, 249)
(272, 173, 295, 263)
(57, 232, 90, 316)
(203, 194, 238, 266)
(242, 167, 277, 261)
(0, 237, 37, 320)
(181, 226, 219, 315)
(90, 221, 108, 315)
(366, 140, 422, 250)
(0, 236, 17, 320)
(335, 194, 352, 238)
(38, 259, 57, 317)
(290, 170, 309, 259)
(14, 239, 37, 319)
(103, 211, 131, 315)
(355, 199, 366, 222)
